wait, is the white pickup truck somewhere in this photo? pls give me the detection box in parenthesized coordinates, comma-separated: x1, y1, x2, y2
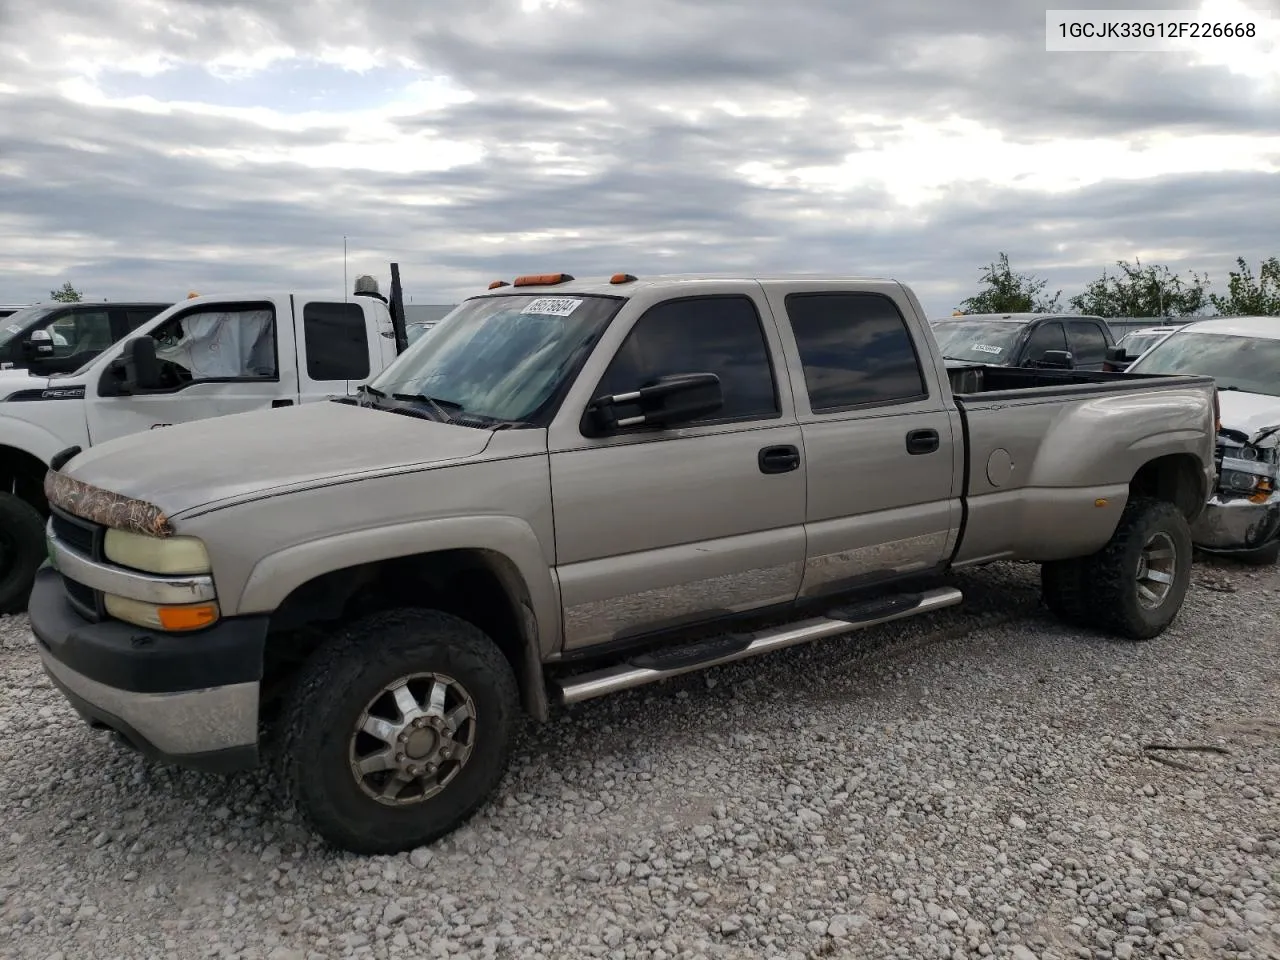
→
(0, 290, 404, 611)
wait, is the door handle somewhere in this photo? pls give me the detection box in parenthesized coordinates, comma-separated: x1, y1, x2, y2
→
(758, 444, 801, 474)
(272, 399, 294, 408)
(905, 428, 939, 455)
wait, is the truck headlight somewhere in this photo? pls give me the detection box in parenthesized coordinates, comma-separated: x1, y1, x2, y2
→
(1220, 469, 1263, 492)
(1218, 469, 1274, 503)
(104, 528, 211, 575)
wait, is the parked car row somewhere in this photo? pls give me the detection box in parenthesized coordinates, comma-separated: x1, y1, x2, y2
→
(0, 287, 403, 612)
(4, 271, 1275, 857)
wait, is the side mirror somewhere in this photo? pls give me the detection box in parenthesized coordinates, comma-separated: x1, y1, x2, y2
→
(585, 372, 723, 435)
(1105, 345, 1130, 363)
(20, 328, 55, 358)
(1037, 349, 1074, 370)
(121, 336, 163, 391)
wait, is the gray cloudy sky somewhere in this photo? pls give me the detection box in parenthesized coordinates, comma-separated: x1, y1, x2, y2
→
(0, 0, 1277, 316)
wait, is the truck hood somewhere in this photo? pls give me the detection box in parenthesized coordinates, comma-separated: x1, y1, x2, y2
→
(1217, 389, 1280, 441)
(59, 400, 497, 517)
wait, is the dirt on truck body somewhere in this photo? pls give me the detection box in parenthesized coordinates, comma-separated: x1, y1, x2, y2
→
(30, 272, 1218, 854)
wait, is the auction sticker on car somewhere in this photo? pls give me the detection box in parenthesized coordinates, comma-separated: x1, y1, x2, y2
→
(971, 344, 1003, 355)
(520, 297, 582, 317)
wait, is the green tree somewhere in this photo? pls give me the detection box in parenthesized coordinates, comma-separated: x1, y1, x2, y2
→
(1067, 259, 1209, 317)
(955, 252, 1061, 314)
(49, 281, 82, 303)
(1208, 256, 1280, 316)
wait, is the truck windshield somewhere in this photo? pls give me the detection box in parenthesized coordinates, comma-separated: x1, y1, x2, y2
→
(931, 320, 1023, 363)
(1129, 330, 1280, 397)
(368, 293, 625, 423)
(1118, 331, 1168, 356)
(0, 306, 55, 348)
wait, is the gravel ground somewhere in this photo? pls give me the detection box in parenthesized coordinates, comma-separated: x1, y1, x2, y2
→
(1, 558, 1278, 960)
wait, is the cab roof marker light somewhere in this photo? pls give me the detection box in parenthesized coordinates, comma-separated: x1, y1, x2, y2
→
(610, 273, 638, 284)
(512, 273, 574, 286)
(488, 280, 510, 289)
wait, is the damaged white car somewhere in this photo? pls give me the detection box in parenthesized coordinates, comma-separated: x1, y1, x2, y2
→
(1126, 316, 1280, 564)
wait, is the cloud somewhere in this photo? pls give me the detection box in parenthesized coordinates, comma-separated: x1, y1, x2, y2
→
(0, 0, 1276, 317)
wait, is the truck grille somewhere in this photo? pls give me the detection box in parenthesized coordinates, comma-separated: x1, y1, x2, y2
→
(49, 506, 106, 621)
(51, 507, 102, 558)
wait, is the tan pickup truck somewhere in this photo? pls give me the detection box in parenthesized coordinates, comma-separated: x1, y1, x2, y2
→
(30, 273, 1219, 854)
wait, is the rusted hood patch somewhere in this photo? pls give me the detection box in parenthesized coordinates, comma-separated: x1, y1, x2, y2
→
(44, 470, 174, 538)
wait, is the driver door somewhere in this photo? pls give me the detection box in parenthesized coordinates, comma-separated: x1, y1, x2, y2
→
(85, 297, 299, 445)
(547, 290, 807, 651)
(1017, 321, 1068, 367)
(29, 307, 115, 374)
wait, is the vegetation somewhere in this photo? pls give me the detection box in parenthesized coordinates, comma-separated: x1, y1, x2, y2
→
(956, 254, 1278, 317)
(49, 282, 83, 303)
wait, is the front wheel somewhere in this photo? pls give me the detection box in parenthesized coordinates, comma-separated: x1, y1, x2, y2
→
(0, 492, 47, 615)
(1084, 497, 1193, 640)
(281, 609, 521, 854)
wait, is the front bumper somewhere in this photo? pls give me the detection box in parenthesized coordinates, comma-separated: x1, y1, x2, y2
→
(29, 566, 268, 773)
(1190, 492, 1280, 555)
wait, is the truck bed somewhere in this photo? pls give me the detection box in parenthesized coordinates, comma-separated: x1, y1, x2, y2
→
(945, 362, 1206, 397)
(943, 364, 1218, 568)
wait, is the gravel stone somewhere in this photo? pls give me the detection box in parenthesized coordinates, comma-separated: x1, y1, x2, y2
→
(2, 558, 1278, 959)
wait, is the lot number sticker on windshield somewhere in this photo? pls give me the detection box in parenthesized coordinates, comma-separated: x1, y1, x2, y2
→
(971, 344, 1003, 355)
(4, 324, 21, 335)
(520, 297, 583, 317)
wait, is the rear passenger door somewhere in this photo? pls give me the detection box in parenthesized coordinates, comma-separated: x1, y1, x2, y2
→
(763, 284, 961, 598)
(548, 291, 807, 650)
(296, 299, 373, 401)
(1065, 319, 1109, 371)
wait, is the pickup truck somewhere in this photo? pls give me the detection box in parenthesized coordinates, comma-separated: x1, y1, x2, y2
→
(0, 289, 401, 612)
(30, 273, 1219, 855)
(1, 300, 171, 374)
(931, 312, 1118, 371)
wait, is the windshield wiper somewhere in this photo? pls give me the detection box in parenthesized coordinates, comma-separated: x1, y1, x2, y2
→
(356, 384, 387, 407)
(392, 393, 463, 423)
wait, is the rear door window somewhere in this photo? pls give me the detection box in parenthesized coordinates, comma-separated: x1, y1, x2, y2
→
(784, 292, 927, 410)
(1066, 321, 1109, 369)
